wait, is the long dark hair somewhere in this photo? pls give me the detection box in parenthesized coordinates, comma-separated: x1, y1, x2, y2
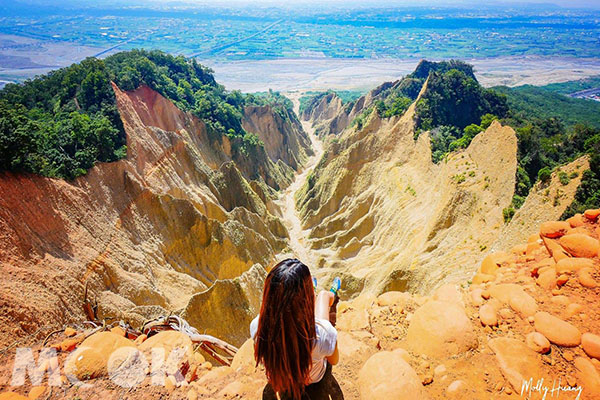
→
(254, 258, 316, 399)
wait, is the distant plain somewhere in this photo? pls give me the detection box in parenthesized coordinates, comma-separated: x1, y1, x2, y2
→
(1, 3, 599, 90)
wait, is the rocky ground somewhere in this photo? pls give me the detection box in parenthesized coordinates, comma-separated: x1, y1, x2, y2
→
(0, 209, 598, 399)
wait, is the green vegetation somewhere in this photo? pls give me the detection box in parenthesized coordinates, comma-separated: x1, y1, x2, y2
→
(509, 120, 600, 217)
(558, 171, 570, 186)
(538, 75, 600, 96)
(0, 57, 125, 179)
(0, 50, 273, 179)
(493, 85, 600, 128)
(352, 106, 375, 130)
(298, 89, 364, 115)
(562, 149, 600, 218)
(246, 89, 299, 125)
(429, 114, 497, 163)
(415, 68, 508, 131)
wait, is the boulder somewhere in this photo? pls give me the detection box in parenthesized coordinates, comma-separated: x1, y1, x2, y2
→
(582, 333, 600, 360)
(377, 291, 412, 308)
(28, 387, 46, 400)
(584, 209, 600, 220)
(406, 300, 477, 358)
(567, 214, 585, 228)
(534, 312, 581, 347)
(0, 393, 28, 400)
(536, 269, 556, 290)
(540, 221, 571, 238)
(64, 332, 134, 380)
(488, 284, 537, 317)
(525, 332, 550, 353)
(488, 283, 522, 304)
(559, 234, 600, 258)
(470, 288, 484, 306)
(358, 351, 430, 400)
(508, 290, 538, 318)
(542, 237, 570, 262)
(337, 331, 370, 360)
(479, 304, 498, 327)
(139, 331, 193, 378)
(574, 357, 600, 396)
(488, 337, 542, 392)
(472, 273, 494, 285)
(511, 244, 528, 255)
(555, 258, 595, 274)
(480, 254, 501, 275)
(64, 328, 76, 337)
(230, 339, 255, 373)
(578, 268, 597, 288)
(446, 380, 467, 397)
(432, 284, 464, 308)
(566, 303, 584, 318)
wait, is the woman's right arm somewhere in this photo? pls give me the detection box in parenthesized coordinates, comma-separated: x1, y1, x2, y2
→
(315, 290, 339, 365)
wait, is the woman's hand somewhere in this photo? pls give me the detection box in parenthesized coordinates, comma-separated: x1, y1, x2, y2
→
(315, 290, 335, 320)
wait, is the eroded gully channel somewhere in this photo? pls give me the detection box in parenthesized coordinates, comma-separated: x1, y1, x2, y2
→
(274, 94, 327, 273)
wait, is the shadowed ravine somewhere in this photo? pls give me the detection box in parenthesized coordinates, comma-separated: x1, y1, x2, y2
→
(274, 94, 327, 270)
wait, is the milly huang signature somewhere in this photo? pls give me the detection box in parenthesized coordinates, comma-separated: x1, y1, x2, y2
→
(521, 378, 583, 399)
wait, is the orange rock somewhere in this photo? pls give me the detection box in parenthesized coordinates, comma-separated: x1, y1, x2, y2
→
(579, 268, 598, 288)
(139, 331, 193, 377)
(406, 301, 477, 358)
(584, 209, 600, 220)
(540, 221, 571, 238)
(230, 339, 255, 373)
(525, 332, 550, 354)
(27, 386, 45, 400)
(528, 234, 541, 243)
(472, 273, 494, 285)
(559, 234, 600, 258)
(488, 337, 542, 393)
(534, 312, 581, 347)
(567, 213, 585, 228)
(536, 269, 556, 290)
(470, 288, 484, 306)
(550, 295, 570, 307)
(64, 332, 133, 380)
(567, 227, 588, 235)
(0, 393, 28, 400)
(358, 351, 430, 400)
(59, 338, 79, 352)
(134, 334, 147, 344)
(377, 291, 412, 307)
(110, 326, 126, 337)
(541, 237, 570, 262)
(526, 242, 540, 256)
(508, 290, 538, 318)
(582, 333, 600, 360)
(64, 327, 76, 337)
(566, 303, 584, 318)
(480, 254, 501, 275)
(556, 258, 595, 274)
(479, 304, 498, 327)
(556, 274, 569, 287)
(574, 357, 600, 395)
(511, 244, 528, 256)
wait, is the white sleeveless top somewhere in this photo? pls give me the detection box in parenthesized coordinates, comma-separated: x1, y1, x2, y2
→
(250, 315, 338, 384)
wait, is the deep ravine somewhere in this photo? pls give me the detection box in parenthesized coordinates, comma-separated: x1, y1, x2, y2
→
(274, 93, 325, 269)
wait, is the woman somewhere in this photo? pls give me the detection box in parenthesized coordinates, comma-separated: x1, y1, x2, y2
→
(250, 258, 339, 400)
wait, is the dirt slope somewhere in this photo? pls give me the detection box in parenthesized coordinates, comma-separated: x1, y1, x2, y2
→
(0, 84, 309, 349)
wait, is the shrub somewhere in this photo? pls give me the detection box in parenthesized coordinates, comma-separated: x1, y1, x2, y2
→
(538, 167, 552, 183)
